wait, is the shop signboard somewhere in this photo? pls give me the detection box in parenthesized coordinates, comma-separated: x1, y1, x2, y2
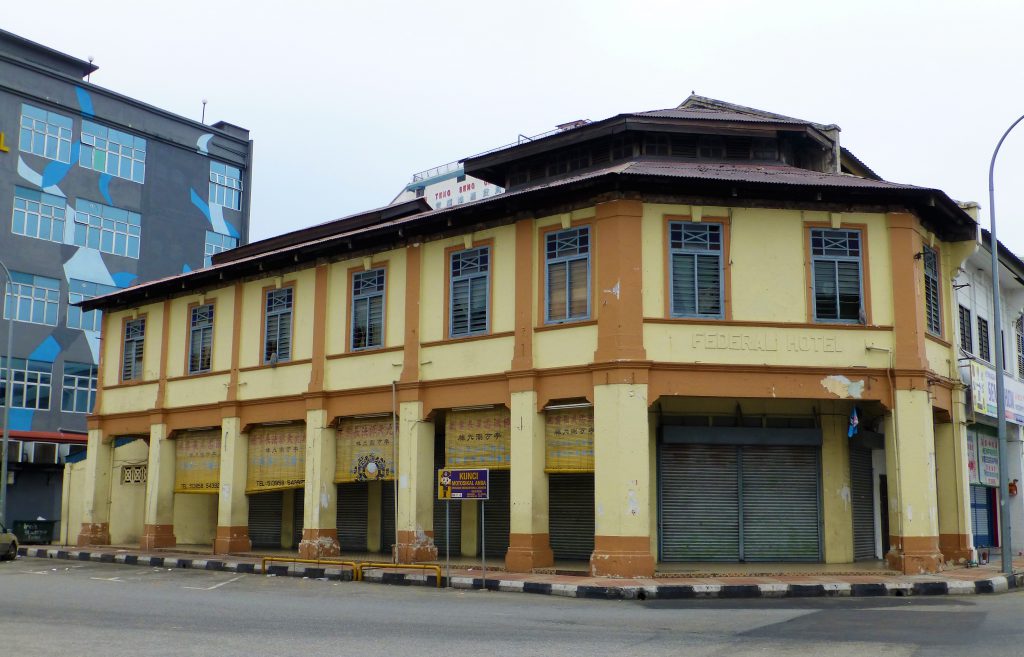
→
(437, 468, 489, 500)
(970, 361, 1024, 423)
(445, 408, 511, 469)
(335, 416, 394, 483)
(977, 434, 1000, 488)
(966, 432, 981, 486)
(174, 430, 222, 493)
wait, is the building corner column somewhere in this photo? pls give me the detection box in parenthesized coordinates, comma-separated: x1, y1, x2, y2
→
(821, 407, 853, 564)
(298, 408, 340, 558)
(506, 390, 553, 572)
(77, 428, 112, 546)
(140, 423, 176, 550)
(935, 413, 972, 563)
(214, 417, 251, 554)
(395, 400, 437, 562)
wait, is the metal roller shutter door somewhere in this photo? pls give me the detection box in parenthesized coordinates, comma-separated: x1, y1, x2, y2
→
(337, 483, 369, 552)
(481, 470, 511, 560)
(548, 473, 594, 561)
(381, 482, 396, 555)
(849, 447, 876, 560)
(434, 475, 462, 557)
(741, 446, 821, 561)
(659, 444, 739, 561)
(248, 491, 283, 548)
(293, 490, 304, 548)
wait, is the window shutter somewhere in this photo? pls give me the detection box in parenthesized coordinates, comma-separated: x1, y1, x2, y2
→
(367, 295, 383, 348)
(469, 277, 488, 333)
(451, 278, 470, 336)
(672, 253, 696, 315)
(548, 262, 568, 321)
(813, 261, 838, 319)
(277, 312, 292, 361)
(695, 254, 721, 315)
(568, 258, 588, 318)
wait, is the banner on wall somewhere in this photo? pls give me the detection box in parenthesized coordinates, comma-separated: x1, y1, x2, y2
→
(174, 429, 221, 494)
(544, 407, 595, 473)
(977, 434, 1000, 488)
(966, 432, 981, 486)
(246, 423, 306, 493)
(335, 416, 395, 483)
(445, 407, 511, 469)
(970, 361, 1024, 423)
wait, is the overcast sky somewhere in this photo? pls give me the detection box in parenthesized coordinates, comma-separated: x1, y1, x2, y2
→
(8, 1, 1024, 254)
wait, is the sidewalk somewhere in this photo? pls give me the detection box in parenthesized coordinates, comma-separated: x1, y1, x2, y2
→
(16, 545, 1024, 600)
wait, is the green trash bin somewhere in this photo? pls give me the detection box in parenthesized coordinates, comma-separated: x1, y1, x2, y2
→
(13, 520, 56, 545)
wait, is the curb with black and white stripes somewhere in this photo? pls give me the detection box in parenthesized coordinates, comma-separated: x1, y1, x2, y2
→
(15, 547, 1023, 599)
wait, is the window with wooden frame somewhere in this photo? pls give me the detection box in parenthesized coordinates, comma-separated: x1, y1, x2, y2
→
(545, 226, 590, 324)
(122, 318, 145, 381)
(978, 316, 991, 362)
(188, 304, 214, 374)
(810, 228, 864, 323)
(351, 269, 385, 350)
(669, 221, 723, 318)
(923, 246, 941, 336)
(958, 305, 973, 354)
(263, 288, 292, 364)
(450, 246, 489, 338)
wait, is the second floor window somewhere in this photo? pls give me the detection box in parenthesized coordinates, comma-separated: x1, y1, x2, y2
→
(12, 186, 67, 243)
(545, 226, 590, 323)
(810, 228, 863, 323)
(450, 247, 489, 337)
(189, 304, 215, 374)
(0, 358, 52, 410)
(73, 199, 141, 259)
(264, 288, 293, 364)
(923, 246, 941, 336)
(351, 269, 385, 350)
(62, 362, 97, 413)
(68, 279, 118, 332)
(978, 316, 991, 363)
(958, 305, 972, 354)
(122, 318, 146, 381)
(4, 272, 59, 326)
(79, 120, 147, 183)
(19, 103, 72, 163)
(670, 222, 723, 318)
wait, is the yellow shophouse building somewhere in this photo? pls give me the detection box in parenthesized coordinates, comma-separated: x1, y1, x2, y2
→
(69, 96, 980, 576)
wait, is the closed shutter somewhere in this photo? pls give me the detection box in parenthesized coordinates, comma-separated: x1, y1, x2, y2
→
(248, 491, 283, 548)
(336, 483, 369, 552)
(659, 444, 739, 561)
(849, 447, 876, 560)
(971, 485, 993, 547)
(741, 446, 820, 561)
(549, 473, 594, 561)
(381, 482, 396, 555)
(480, 470, 510, 560)
(293, 490, 304, 547)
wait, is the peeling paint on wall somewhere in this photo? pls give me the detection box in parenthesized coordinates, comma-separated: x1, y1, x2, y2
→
(820, 375, 865, 399)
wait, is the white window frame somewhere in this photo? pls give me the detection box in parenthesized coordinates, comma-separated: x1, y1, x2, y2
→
(73, 200, 142, 259)
(12, 186, 67, 243)
(79, 120, 146, 183)
(4, 272, 60, 326)
(19, 103, 72, 163)
(204, 231, 238, 267)
(0, 358, 53, 410)
(210, 161, 243, 211)
(61, 362, 97, 414)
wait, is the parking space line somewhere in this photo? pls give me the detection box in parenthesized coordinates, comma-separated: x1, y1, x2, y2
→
(184, 575, 244, 591)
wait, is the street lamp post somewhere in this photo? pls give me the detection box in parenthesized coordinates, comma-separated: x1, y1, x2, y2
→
(0, 260, 14, 528)
(988, 113, 1024, 576)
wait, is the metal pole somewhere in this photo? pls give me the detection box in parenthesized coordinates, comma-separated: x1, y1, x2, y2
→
(445, 500, 450, 588)
(0, 260, 14, 528)
(988, 112, 1024, 576)
(480, 500, 486, 589)
(391, 381, 398, 565)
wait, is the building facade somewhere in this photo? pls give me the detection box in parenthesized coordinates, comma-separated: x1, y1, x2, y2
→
(72, 96, 979, 575)
(0, 29, 252, 536)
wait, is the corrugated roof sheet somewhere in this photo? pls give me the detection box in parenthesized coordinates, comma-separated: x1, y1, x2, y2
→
(619, 161, 922, 190)
(632, 108, 811, 125)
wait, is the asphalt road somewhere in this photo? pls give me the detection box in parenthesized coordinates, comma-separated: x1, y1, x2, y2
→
(1, 557, 1021, 657)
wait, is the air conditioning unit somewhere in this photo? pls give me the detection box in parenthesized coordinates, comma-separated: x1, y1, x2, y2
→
(25, 442, 58, 464)
(4, 440, 21, 463)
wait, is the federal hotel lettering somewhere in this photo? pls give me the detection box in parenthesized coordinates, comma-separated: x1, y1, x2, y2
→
(691, 332, 844, 353)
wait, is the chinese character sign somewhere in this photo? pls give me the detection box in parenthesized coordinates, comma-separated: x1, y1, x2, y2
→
(544, 408, 594, 472)
(246, 424, 306, 493)
(335, 416, 395, 483)
(966, 432, 980, 486)
(174, 430, 221, 494)
(445, 408, 511, 469)
(977, 434, 1000, 488)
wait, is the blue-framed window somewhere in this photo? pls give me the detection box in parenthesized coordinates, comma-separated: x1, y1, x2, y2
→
(545, 226, 590, 323)
(450, 247, 489, 337)
(67, 279, 117, 331)
(189, 304, 214, 374)
(351, 269, 385, 350)
(263, 288, 292, 364)
(4, 272, 60, 326)
(0, 358, 52, 410)
(122, 318, 146, 381)
(669, 222, 723, 318)
(923, 246, 941, 336)
(79, 120, 146, 183)
(73, 199, 141, 258)
(810, 228, 863, 323)
(12, 186, 67, 243)
(19, 104, 72, 163)
(204, 231, 238, 267)
(210, 161, 242, 211)
(61, 362, 97, 413)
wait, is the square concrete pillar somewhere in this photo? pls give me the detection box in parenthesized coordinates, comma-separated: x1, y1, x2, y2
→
(591, 382, 654, 578)
(821, 409, 853, 563)
(298, 408, 340, 558)
(140, 423, 176, 550)
(367, 481, 383, 553)
(884, 389, 943, 573)
(460, 500, 479, 558)
(77, 428, 112, 546)
(935, 419, 973, 563)
(506, 390, 553, 571)
(214, 417, 251, 554)
(395, 400, 437, 562)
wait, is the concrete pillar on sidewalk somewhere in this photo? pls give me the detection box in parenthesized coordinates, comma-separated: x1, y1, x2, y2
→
(506, 390, 553, 571)
(281, 489, 295, 550)
(461, 500, 479, 558)
(821, 408, 853, 563)
(395, 400, 437, 562)
(935, 415, 973, 563)
(77, 428, 112, 546)
(140, 423, 176, 550)
(298, 408, 340, 558)
(214, 417, 251, 554)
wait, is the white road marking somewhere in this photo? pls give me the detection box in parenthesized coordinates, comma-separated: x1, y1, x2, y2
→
(89, 576, 124, 582)
(21, 570, 50, 575)
(184, 575, 244, 591)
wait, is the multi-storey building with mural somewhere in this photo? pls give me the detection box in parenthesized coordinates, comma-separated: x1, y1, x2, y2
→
(0, 29, 252, 538)
(70, 95, 982, 576)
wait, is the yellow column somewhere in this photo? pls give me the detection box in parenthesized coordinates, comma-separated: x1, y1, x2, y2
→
(367, 481, 382, 553)
(820, 409, 853, 563)
(935, 409, 972, 563)
(298, 408, 340, 558)
(460, 500, 479, 558)
(140, 423, 176, 550)
(214, 417, 251, 554)
(76, 428, 112, 546)
(591, 382, 654, 577)
(280, 489, 295, 549)
(505, 390, 553, 571)
(884, 389, 943, 573)
(395, 400, 437, 562)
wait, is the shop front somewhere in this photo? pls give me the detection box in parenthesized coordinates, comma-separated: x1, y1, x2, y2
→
(245, 423, 306, 551)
